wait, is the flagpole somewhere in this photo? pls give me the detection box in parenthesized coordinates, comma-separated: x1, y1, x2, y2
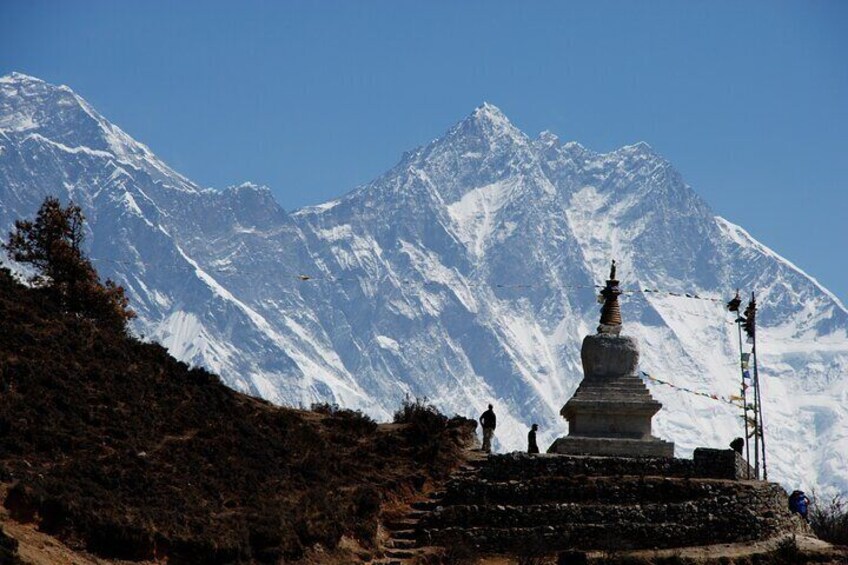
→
(736, 315, 752, 478)
(727, 290, 752, 478)
(750, 294, 768, 481)
(742, 292, 760, 480)
(744, 292, 765, 480)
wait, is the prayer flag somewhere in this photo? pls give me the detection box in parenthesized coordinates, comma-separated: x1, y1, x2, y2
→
(727, 291, 742, 312)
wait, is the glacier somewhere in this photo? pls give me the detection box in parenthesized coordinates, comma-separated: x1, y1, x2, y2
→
(1, 74, 846, 495)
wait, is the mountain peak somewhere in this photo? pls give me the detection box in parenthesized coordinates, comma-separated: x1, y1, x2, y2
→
(0, 73, 196, 191)
(441, 102, 527, 150)
(473, 101, 507, 118)
(536, 130, 560, 147)
(469, 102, 516, 131)
(226, 181, 272, 194)
(618, 140, 657, 156)
(1, 72, 46, 84)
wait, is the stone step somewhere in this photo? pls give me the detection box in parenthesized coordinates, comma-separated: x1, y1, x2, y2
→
(410, 500, 439, 511)
(472, 453, 694, 480)
(384, 549, 416, 559)
(372, 546, 441, 564)
(443, 475, 753, 506)
(455, 466, 482, 473)
(576, 380, 650, 386)
(421, 499, 783, 532)
(575, 382, 650, 391)
(383, 512, 420, 531)
(571, 387, 652, 395)
(386, 538, 418, 550)
(570, 390, 656, 399)
(396, 510, 428, 525)
(390, 528, 417, 540)
(424, 522, 758, 553)
(460, 458, 488, 468)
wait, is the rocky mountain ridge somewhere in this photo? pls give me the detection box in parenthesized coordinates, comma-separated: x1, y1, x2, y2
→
(1, 73, 846, 494)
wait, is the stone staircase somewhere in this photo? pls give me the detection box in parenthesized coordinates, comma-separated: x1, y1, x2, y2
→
(412, 451, 805, 559)
(368, 456, 485, 564)
(368, 499, 445, 564)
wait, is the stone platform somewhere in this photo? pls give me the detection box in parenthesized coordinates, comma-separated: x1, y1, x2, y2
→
(417, 452, 807, 556)
(548, 435, 675, 458)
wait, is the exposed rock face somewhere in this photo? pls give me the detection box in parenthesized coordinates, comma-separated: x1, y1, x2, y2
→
(420, 452, 809, 555)
(549, 333, 674, 457)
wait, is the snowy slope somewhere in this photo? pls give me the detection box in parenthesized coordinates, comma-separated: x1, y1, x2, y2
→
(1, 74, 846, 495)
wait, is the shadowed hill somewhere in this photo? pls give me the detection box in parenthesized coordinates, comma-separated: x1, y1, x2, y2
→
(0, 267, 475, 563)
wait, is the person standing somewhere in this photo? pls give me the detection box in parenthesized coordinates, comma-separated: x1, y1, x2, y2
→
(479, 404, 496, 453)
(528, 423, 539, 454)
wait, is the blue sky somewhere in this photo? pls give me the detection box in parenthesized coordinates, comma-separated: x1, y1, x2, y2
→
(1, 1, 846, 303)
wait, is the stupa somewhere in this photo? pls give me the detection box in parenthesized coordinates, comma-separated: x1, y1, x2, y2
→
(548, 261, 674, 457)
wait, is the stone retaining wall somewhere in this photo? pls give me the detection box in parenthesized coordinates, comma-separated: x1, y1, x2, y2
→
(693, 448, 756, 480)
(420, 452, 808, 555)
(444, 475, 753, 506)
(474, 453, 694, 481)
(475, 450, 754, 482)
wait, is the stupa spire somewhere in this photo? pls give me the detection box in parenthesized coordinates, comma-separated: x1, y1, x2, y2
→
(598, 260, 622, 334)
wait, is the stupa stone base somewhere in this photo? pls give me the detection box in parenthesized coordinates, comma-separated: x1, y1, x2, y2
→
(550, 331, 675, 458)
(419, 451, 814, 556)
(547, 436, 675, 458)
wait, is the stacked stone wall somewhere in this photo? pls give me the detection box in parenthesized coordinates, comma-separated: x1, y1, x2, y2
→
(420, 453, 808, 555)
(469, 450, 755, 483)
(474, 453, 695, 481)
(693, 448, 756, 480)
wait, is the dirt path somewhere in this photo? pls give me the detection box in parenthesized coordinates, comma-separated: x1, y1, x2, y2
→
(470, 534, 846, 564)
(610, 533, 842, 562)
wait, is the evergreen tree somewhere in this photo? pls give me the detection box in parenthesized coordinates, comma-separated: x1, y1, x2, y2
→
(3, 196, 135, 331)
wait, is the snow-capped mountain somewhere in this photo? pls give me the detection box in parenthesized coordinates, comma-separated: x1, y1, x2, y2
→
(1, 73, 846, 494)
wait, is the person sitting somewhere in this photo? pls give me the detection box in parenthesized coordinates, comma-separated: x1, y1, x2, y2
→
(788, 490, 810, 523)
(730, 437, 744, 455)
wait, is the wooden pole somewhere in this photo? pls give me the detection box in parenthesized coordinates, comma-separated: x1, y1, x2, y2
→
(750, 293, 767, 481)
(736, 316, 752, 479)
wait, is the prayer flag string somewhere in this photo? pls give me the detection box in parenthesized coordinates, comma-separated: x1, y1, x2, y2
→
(640, 371, 745, 407)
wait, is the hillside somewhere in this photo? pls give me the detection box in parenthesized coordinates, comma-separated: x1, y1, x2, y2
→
(0, 266, 475, 563)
